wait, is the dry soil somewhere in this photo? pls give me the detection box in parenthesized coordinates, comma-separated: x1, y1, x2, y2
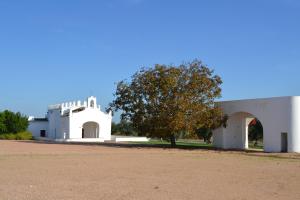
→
(0, 140, 300, 200)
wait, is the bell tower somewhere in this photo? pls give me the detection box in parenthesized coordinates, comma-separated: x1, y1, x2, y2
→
(87, 96, 97, 109)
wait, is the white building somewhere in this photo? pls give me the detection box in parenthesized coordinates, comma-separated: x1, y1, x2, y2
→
(28, 96, 112, 142)
(213, 96, 300, 153)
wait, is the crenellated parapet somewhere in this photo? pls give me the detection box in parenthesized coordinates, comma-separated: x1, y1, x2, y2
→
(47, 96, 103, 116)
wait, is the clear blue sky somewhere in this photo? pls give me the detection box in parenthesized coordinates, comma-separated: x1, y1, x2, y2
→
(0, 0, 299, 121)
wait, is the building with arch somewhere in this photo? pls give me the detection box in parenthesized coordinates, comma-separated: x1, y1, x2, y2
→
(213, 96, 300, 153)
(28, 96, 112, 142)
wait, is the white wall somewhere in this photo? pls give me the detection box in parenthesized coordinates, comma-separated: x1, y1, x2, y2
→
(29, 96, 112, 141)
(60, 116, 69, 139)
(213, 96, 300, 153)
(47, 109, 62, 139)
(69, 107, 111, 140)
(28, 121, 48, 138)
(67, 97, 112, 140)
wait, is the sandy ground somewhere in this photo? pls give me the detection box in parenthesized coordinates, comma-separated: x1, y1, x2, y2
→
(0, 140, 300, 200)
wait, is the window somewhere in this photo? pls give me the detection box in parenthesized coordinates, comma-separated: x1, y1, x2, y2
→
(90, 100, 94, 108)
(40, 130, 46, 137)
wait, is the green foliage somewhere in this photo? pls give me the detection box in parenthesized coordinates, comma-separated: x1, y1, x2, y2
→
(0, 110, 30, 140)
(111, 122, 119, 134)
(248, 119, 263, 146)
(196, 128, 213, 144)
(0, 110, 29, 134)
(0, 112, 7, 133)
(0, 131, 33, 140)
(112, 120, 137, 136)
(108, 59, 225, 146)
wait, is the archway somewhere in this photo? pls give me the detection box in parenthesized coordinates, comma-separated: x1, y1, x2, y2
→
(82, 122, 99, 138)
(248, 118, 264, 150)
(223, 112, 264, 150)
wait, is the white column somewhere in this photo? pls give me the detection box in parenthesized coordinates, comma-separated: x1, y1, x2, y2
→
(289, 97, 300, 152)
(244, 118, 254, 149)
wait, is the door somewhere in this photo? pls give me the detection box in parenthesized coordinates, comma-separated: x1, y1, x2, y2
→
(40, 130, 46, 137)
(82, 128, 85, 138)
(281, 132, 288, 152)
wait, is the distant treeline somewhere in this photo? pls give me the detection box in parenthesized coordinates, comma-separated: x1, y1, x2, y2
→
(0, 110, 29, 134)
(112, 120, 137, 136)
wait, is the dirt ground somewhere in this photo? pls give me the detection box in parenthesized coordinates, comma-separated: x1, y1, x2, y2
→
(0, 140, 300, 200)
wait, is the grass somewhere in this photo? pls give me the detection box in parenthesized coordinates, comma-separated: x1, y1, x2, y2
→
(130, 139, 213, 149)
(130, 138, 265, 151)
(248, 140, 264, 150)
(0, 131, 33, 140)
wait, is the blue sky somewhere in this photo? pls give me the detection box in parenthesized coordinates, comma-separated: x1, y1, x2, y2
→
(0, 0, 299, 121)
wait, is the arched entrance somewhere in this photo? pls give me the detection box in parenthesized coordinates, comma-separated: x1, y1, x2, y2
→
(82, 122, 99, 138)
(222, 112, 264, 150)
(212, 97, 299, 152)
(248, 118, 264, 150)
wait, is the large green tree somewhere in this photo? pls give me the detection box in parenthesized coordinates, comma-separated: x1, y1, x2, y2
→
(108, 60, 225, 146)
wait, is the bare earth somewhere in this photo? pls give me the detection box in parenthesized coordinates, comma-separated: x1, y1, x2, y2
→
(0, 141, 300, 200)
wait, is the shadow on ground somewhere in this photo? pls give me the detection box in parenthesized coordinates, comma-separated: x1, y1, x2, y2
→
(14, 140, 300, 161)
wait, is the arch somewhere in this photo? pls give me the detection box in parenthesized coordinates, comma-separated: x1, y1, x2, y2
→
(82, 121, 99, 138)
(223, 112, 264, 150)
(248, 118, 264, 150)
(90, 100, 95, 108)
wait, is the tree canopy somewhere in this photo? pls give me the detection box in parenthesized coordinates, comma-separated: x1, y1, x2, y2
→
(108, 60, 225, 146)
(0, 110, 28, 134)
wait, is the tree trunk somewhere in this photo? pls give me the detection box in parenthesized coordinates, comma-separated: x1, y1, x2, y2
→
(170, 135, 176, 147)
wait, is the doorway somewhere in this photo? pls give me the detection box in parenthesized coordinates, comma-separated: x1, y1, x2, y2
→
(281, 132, 288, 152)
(248, 118, 264, 150)
(40, 130, 46, 137)
(82, 128, 85, 138)
(82, 122, 99, 138)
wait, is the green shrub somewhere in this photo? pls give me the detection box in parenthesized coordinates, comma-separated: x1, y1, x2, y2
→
(0, 110, 28, 134)
(0, 133, 16, 140)
(0, 131, 33, 140)
(15, 131, 33, 140)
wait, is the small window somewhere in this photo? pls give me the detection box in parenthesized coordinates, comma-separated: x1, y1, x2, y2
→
(40, 130, 46, 137)
(90, 100, 94, 108)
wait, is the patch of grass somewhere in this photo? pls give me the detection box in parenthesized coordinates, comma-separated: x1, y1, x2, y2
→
(248, 141, 264, 150)
(0, 131, 33, 140)
(130, 139, 213, 149)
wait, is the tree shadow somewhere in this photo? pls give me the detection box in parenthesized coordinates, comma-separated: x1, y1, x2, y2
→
(14, 140, 300, 160)
(15, 139, 262, 152)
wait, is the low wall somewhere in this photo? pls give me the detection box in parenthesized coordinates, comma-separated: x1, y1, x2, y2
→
(111, 135, 149, 142)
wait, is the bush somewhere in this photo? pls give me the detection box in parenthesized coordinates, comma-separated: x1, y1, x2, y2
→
(0, 110, 28, 134)
(0, 131, 33, 140)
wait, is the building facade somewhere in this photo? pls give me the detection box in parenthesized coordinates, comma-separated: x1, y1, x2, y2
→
(28, 96, 112, 142)
(213, 96, 300, 153)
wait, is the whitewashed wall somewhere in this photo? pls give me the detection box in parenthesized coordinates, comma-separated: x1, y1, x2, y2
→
(28, 96, 112, 141)
(28, 121, 48, 138)
(69, 106, 112, 140)
(213, 96, 300, 153)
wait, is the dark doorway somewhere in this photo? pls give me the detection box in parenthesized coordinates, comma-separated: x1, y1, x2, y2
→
(82, 128, 85, 138)
(281, 132, 288, 152)
(40, 130, 46, 137)
(248, 118, 264, 150)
